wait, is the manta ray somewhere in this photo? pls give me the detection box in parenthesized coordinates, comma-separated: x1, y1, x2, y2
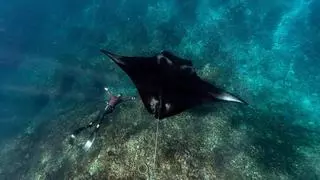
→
(100, 49, 247, 119)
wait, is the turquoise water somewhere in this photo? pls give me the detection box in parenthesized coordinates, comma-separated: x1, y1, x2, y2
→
(0, 0, 319, 179)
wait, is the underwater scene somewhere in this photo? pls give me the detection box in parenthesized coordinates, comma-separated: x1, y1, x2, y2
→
(0, 0, 320, 179)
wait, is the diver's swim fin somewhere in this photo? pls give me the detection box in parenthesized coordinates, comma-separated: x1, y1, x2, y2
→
(83, 131, 97, 151)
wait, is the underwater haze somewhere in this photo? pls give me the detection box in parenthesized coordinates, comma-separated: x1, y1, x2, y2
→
(0, 0, 320, 179)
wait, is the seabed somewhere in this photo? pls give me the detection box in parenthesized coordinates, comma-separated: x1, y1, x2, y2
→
(0, 83, 319, 179)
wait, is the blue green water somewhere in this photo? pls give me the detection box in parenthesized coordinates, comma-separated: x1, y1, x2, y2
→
(0, 0, 319, 179)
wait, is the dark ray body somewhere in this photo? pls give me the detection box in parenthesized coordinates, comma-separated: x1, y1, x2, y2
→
(101, 49, 247, 119)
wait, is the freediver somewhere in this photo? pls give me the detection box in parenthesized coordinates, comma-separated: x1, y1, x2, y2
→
(70, 87, 135, 150)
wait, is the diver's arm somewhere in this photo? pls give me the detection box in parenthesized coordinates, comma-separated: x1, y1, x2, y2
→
(121, 96, 136, 102)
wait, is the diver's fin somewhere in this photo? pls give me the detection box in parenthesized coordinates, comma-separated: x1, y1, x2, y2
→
(83, 132, 96, 151)
(83, 139, 94, 151)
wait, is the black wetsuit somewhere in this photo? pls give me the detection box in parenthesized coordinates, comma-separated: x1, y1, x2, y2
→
(72, 105, 114, 136)
(71, 95, 131, 138)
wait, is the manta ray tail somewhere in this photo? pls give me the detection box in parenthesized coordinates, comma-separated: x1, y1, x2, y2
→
(152, 92, 164, 176)
(153, 119, 159, 169)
